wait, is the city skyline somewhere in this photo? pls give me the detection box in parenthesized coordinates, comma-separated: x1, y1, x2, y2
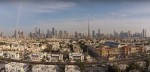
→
(11, 27, 147, 39)
(0, 0, 150, 36)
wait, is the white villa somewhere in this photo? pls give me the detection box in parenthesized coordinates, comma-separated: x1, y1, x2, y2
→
(32, 65, 59, 72)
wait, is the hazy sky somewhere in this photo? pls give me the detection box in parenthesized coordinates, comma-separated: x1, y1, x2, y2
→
(0, 0, 150, 36)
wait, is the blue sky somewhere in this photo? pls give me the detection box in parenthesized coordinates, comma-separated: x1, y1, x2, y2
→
(0, 0, 150, 36)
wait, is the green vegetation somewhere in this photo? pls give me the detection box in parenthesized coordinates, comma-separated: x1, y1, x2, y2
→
(78, 62, 85, 72)
(126, 63, 142, 72)
(41, 56, 46, 62)
(42, 44, 52, 52)
(75, 60, 85, 72)
(40, 40, 49, 44)
(145, 59, 150, 68)
(107, 65, 121, 72)
(0, 42, 7, 45)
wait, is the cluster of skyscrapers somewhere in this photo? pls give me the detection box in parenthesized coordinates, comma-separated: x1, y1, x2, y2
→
(13, 29, 24, 38)
(92, 29, 147, 38)
(28, 27, 71, 39)
(12, 27, 147, 39)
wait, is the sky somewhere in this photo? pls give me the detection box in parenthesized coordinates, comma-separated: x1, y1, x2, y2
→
(0, 0, 150, 36)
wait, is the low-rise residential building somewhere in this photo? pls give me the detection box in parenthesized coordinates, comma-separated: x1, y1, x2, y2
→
(98, 45, 146, 60)
(118, 43, 127, 48)
(2, 51, 21, 60)
(117, 64, 128, 71)
(129, 70, 140, 72)
(32, 65, 59, 72)
(146, 45, 150, 53)
(0, 52, 3, 57)
(128, 46, 145, 54)
(69, 53, 84, 62)
(135, 61, 146, 68)
(47, 54, 63, 62)
(121, 46, 129, 56)
(84, 66, 107, 72)
(65, 65, 80, 72)
(99, 47, 119, 58)
(29, 52, 45, 61)
(5, 62, 28, 72)
(148, 65, 150, 72)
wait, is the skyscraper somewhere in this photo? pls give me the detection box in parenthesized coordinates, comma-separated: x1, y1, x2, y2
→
(35, 27, 38, 33)
(145, 29, 146, 37)
(46, 29, 50, 38)
(128, 31, 131, 38)
(38, 28, 41, 35)
(75, 31, 78, 38)
(114, 30, 116, 37)
(55, 30, 57, 37)
(59, 30, 63, 38)
(92, 30, 95, 37)
(88, 17, 90, 38)
(52, 27, 55, 36)
(143, 29, 145, 38)
(98, 29, 100, 37)
(13, 29, 17, 38)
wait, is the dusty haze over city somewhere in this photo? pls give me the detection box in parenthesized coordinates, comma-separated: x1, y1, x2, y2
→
(0, 0, 149, 36)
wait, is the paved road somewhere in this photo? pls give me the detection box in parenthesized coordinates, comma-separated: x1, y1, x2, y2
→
(1, 57, 150, 65)
(0, 63, 5, 72)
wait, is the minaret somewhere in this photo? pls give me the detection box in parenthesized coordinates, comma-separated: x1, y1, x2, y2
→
(88, 16, 90, 38)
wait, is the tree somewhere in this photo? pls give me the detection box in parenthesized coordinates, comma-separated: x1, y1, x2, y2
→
(75, 60, 85, 72)
(63, 51, 69, 60)
(77, 62, 85, 72)
(107, 65, 121, 72)
(0, 42, 7, 45)
(68, 44, 74, 52)
(127, 63, 141, 71)
(145, 59, 150, 68)
(42, 44, 52, 52)
(41, 56, 46, 62)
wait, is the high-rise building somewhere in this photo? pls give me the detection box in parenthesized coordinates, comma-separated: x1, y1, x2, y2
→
(143, 29, 145, 38)
(98, 29, 100, 37)
(46, 29, 50, 38)
(92, 30, 95, 37)
(145, 29, 146, 37)
(38, 28, 41, 35)
(58, 30, 63, 38)
(128, 31, 131, 38)
(55, 30, 57, 37)
(64, 31, 67, 38)
(35, 27, 37, 33)
(13, 29, 17, 38)
(0, 32, 3, 37)
(75, 31, 78, 38)
(52, 27, 55, 36)
(88, 17, 90, 38)
(114, 30, 116, 37)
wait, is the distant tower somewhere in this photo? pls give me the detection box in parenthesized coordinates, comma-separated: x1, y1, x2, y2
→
(145, 29, 146, 37)
(14, 29, 17, 38)
(128, 31, 131, 38)
(143, 29, 145, 38)
(35, 27, 38, 33)
(114, 30, 116, 37)
(88, 16, 90, 38)
(52, 27, 55, 36)
(98, 29, 100, 37)
(92, 30, 95, 37)
(38, 28, 41, 35)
